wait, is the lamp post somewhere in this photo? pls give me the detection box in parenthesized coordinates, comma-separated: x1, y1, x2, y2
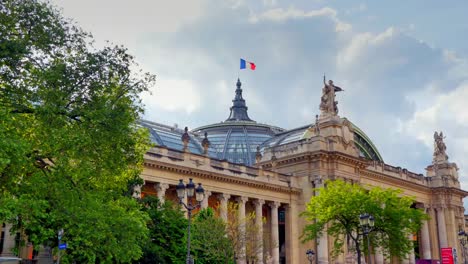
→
(458, 230, 468, 264)
(306, 249, 315, 264)
(176, 178, 205, 264)
(359, 213, 375, 264)
(57, 229, 64, 264)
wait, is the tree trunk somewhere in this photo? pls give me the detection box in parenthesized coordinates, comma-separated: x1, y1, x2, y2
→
(356, 241, 362, 264)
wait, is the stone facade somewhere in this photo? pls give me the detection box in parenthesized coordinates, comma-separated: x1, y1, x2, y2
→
(2, 79, 466, 264)
(138, 114, 467, 264)
(137, 79, 467, 263)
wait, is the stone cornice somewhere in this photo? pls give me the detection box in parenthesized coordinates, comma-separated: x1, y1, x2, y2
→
(143, 160, 302, 195)
(431, 186, 468, 197)
(260, 150, 369, 169)
(359, 169, 430, 193)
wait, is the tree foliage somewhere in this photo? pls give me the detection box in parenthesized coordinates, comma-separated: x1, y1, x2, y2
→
(192, 207, 234, 264)
(225, 202, 269, 264)
(136, 196, 187, 264)
(301, 180, 428, 261)
(0, 0, 155, 262)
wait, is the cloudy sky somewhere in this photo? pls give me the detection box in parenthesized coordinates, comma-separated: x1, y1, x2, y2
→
(50, 0, 468, 193)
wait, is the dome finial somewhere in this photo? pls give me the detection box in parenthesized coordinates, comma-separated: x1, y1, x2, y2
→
(226, 78, 254, 122)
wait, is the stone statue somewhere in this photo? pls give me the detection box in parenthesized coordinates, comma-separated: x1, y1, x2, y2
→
(433, 131, 448, 163)
(320, 75, 343, 116)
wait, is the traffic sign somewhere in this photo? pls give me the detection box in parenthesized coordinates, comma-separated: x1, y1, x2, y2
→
(58, 243, 67, 250)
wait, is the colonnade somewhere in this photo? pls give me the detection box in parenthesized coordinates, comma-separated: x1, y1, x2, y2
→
(149, 180, 286, 264)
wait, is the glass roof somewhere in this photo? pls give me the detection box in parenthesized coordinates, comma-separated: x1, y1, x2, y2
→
(139, 120, 218, 157)
(193, 122, 282, 165)
(260, 122, 384, 162)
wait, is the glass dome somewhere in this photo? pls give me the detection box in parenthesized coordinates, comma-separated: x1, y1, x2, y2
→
(193, 79, 284, 165)
(193, 122, 283, 165)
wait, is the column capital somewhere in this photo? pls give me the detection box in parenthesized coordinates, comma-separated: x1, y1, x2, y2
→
(253, 198, 265, 207)
(268, 201, 281, 209)
(217, 193, 231, 201)
(204, 190, 212, 197)
(236, 196, 248, 204)
(155, 182, 169, 192)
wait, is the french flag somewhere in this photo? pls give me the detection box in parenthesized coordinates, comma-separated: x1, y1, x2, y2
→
(240, 58, 256, 70)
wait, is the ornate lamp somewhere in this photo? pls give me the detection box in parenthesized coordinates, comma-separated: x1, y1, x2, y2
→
(195, 183, 205, 202)
(306, 249, 315, 264)
(176, 179, 186, 200)
(176, 178, 205, 264)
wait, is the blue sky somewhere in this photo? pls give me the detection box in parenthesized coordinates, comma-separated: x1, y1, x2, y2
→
(50, 0, 468, 196)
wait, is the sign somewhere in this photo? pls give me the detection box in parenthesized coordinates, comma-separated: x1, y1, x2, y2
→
(58, 243, 67, 250)
(441, 247, 454, 264)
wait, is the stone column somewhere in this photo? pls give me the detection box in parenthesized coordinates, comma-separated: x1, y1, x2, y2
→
(201, 191, 212, 209)
(0, 223, 16, 257)
(285, 203, 300, 264)
(253, 199, 265, 264)
(314, 179, 329, 264)
(155, 182, 169, 203)
(269, 201, 280, 264)
(218, 193, 231, 222)
(374, 248, 384, 264)
(237, 196, 248, 264)
(420, 217, 432, 259)
(427, 207, 439, 259)
(408, 233, 415, 264)
(437, 208, 448, 247)
(448, 208, 458, 249)
(132, 180, 144, 199)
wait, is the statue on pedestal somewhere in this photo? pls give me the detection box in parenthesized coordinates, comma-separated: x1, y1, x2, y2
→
(433, 131, 448, 163)
(320, 75, 343, 116)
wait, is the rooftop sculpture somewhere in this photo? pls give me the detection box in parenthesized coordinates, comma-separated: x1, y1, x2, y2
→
(320, 76, 344, 116)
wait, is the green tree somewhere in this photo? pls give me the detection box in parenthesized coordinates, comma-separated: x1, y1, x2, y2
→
(136, 196, 187, 264)
(192, 207, 234, 264)
(0, 0, 155, 262)
(225, 202, 269, 264)
(301, 180, 428, 263)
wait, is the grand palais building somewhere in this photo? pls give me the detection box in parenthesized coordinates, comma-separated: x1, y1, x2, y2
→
(2, 78, 466, 264)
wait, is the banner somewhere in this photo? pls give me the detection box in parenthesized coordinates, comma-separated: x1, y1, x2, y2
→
(441, 247, 454, 264)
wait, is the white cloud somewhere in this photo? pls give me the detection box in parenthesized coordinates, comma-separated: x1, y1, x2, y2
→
(402, 82, 468, 187)
(249, 6, 351, 32)
(143, 78, 201, 114)
(50, 0, 205, 48)
(345, 3, 367, 15)
(337, 27, 396, 69)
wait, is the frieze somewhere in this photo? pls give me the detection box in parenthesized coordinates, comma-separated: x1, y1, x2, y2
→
(167, 150, 184, 161)
(210, 159, 224, 170)
(246, 167, 258, 177)
(384, 164, 401, 173)
(228, 163, 242, 172)
(146, 152, 162, 159)
(142, 161, 301, 194)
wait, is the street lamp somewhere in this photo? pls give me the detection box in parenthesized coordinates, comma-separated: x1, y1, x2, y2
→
(57, 229, 64, 264)
(359, 213, 375, 264)
(306, 249, 315, 264)
(177, 178, 205, 264)
(458, 230, 468, 264)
